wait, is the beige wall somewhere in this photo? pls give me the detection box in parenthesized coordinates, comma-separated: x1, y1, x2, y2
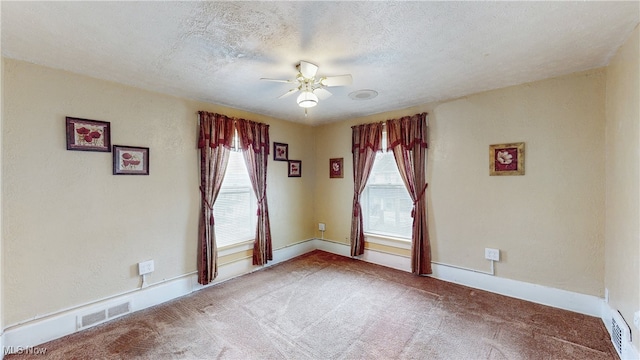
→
(1, 59, 315, 326)
(3, 28, 637, 334)
(315, 69, 606, 297)
(605, 25, 640, 350)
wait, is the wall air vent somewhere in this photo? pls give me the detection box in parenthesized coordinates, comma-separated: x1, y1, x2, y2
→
(611, 309, 631, 358)
(77, 300, 132, 330)
(79, 310, 106, 329)
(108, 302, 131, 318)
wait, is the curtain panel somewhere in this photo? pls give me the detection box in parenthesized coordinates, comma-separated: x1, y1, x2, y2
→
(197, 111, 235, 285)
(386, 112, 431, 275)
(350, 122, 383, 257)
(236, 119, 273, 266)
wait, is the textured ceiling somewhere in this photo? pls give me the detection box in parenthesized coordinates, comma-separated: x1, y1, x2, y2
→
(2, 1, 638, 125)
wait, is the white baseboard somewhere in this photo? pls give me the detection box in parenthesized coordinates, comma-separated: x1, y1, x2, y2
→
(312, 238, 410, 272)
(431, 261, 604, 317)
(1, 237, 616, 358)
(313, 238, 351, 257)
(2, 238, 316, 356)
(269, 238, 318, 266)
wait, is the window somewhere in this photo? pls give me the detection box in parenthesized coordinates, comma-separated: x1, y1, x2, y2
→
(213, 133, 256, 248)
(362, 132, 413, 239)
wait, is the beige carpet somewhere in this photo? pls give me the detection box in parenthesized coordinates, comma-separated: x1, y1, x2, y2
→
(7, 250, 615, 359)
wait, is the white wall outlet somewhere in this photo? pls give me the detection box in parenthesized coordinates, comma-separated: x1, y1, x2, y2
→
(138, 260, 154, 275)
(319, 223, 326, 231)
(633, 311, 640, 330)
(484, 248, 500, 261)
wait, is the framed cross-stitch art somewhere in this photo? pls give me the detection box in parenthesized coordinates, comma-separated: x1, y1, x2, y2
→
(489, 142, 524, 176)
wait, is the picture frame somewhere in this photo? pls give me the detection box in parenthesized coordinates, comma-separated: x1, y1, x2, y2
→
(273, 142, 288, 161)
(113, 145, 150, 175)
(329, 158, 344, 178)
(489, 142, 524, 176)
(288, 160, 302, 177)
(66, 117, 111, 152)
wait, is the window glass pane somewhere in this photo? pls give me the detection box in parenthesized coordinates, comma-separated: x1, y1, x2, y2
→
(363, 183, 413, 238)
(213, 149, 256, 247)
(363, 142, 413, 239)
(367, 151, 405, 186)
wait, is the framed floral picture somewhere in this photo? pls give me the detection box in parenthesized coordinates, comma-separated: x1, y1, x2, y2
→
(329, 158, 343, 178)
(273, 142, 288, 161)
(66, 117, 111, 152)
(489, 142, 524, 176)
(288, 160, 301, 177)
(113, 145, 150, 175)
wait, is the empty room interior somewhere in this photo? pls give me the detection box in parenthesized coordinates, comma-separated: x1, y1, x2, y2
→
(1, 2, 639, 359)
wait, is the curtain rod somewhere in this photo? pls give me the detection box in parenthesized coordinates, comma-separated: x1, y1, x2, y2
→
(351, 112, 428, 129)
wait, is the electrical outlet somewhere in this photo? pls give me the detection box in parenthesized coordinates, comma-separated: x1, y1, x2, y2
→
(634, 311, 640, 330)
(484, 248, 500, 261)
(319, 223, 326, 231)
(138, 260, 154, 275)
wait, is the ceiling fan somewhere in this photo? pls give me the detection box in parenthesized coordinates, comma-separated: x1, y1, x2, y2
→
(261, 60, 352, 111)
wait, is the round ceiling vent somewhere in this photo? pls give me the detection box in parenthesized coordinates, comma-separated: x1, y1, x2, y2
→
(349, 89, 378, 100)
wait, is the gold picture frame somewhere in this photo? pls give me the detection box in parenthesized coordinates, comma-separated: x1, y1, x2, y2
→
(489, 142, 524, 176)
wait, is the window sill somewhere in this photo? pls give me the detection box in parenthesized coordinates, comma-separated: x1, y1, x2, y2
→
(218, 239, 255, 256)
(364, 233, 411, 250)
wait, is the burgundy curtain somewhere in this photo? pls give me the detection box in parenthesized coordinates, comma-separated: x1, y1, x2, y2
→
(197, 111, 234, 285)
(386, 113, 431, 275)
(236, 119, 273, 266)
(350, 122, 383, 257)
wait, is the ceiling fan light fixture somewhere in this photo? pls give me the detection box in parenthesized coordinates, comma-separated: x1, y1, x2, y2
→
(297, 91, 318, 108)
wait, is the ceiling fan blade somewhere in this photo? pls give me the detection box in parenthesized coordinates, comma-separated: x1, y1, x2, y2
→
(313, 88, 332, 100)
(260, 78, 295, 83)
(278, 88, 299, 99)
(299, 61, 319, 79)
(320, 74, 353, 87)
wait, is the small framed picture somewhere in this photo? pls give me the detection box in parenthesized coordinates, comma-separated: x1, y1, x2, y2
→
(113, 145, 150, 175)
(288, 160, 302, 177)
(66, 117, 111, 152)
(273, 142, 288, 161)
(489, 142, 524, 176)
(329, 158, 343, 178)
